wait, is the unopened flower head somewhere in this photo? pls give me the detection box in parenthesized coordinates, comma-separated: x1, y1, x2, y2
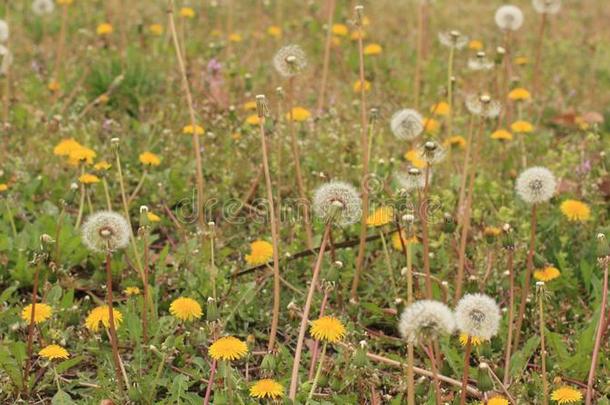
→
(533, 0, 561, 14)
(515, 166, 556, 204)
(32, 0, 55, 15)
(390, 109, 424, 140)
(438, 30, 468, 50)
(0, 20, 8, 43)
(465, 94, 502, 118)
(418, 140, 446, 164)
(468, 52, 495, 71)
(455, 293, 501, 340)
(495, 5, 524, 31)
(398, 300, 456, 344)
(395, 167, 430, 192)
(273, 44, 307, 77)
(312, 181, 362, 226)
(82, 211, 131, 253)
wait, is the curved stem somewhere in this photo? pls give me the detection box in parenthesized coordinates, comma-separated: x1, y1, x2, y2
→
(203, 359, 216, 405)
(308, 342, 327, 401)
(538, 286, 549, 405)
(105, 250, 126, 393)
(503, 249, 515, 386)
(459, 336, 472, 405)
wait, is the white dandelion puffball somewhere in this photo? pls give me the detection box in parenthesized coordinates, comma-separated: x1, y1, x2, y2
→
(465, 94, 502, 118)
(391, 109, 424, 141)
(399, 300, 456, 344)
(272, 44, 307, 78)
(418, 140, 447, 165)
(515, 166, 556, 204)
(533, 0, 561, 14)
(0, 20, 8, 43)
(32, 0, 55, 15)
(455, 293, 501, 340)
(396, 167, 430, 192)
(312, 181, 362, 226)
(495, 5, 524, 31)
(468, 53, 495, 71)
(82, 211, 131, 253)
(0, 45, 12, 75)
(438, 30, 468, 50)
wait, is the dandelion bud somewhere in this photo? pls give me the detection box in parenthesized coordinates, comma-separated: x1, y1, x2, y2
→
(479, 362, 489, 369)
(533, 0, 561, 15)
(275, 86, 284, 97)
(536, 281, 545, 288)
(40, 234, 55, 245)
(261, 353, 277, 372)
(255, 94, 267, 118)
(139, 205, 148, 214)
(355, 5, 364, 26)
(207, 297, 219, 321)
(70, 182, 78, 190)
(334, 260, 343, 268)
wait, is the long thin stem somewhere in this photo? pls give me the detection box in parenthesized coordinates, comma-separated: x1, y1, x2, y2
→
(167, 0, 206, 230)
(5, 198, 17, 238)
(351, 5, 370, 303)
(503, 248, 515, 386)
(142, 229, 150, 345)
(413, 2, 425, 108)
(75, 166, 86, 228)
(421, 163, 433, 298)
(379, 229, 399, 301)
(532, 14, 547, 97)
(308, 341, 327, 401)
(105, 250, 126, 393)
(585, 258, 609, 405)
(456, 115, 475, 226)
(538, 284, 549, 405)
(308, 288, 330, 379)
(127, 170, 147, 206)
(459, 336, 472, 405)
(513, 204, 537, 351)
(102, 177, 112, 210)
(422, 343, 442, 405)
(316, 0, 336, 114)
(203, 359, 216, 405)
(447, 47, 455, 138)
(257, 98, 282, 352)
(23, 261, 41, 393)
(288, 225, 331, 400)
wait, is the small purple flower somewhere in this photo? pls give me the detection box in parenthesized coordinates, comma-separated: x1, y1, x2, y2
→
(207, 58, 222, 76)
(577, 160, 591, 175)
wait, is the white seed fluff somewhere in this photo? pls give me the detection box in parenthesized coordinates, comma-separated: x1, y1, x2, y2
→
(495, 5, 524, 31)
(32, 0, 55, 15)
(390, 109, 424, 141)
(455, 293, 501, 340)
(532, 0, 561, 14)
(0, 45, 12, 75)
(272, 44, 307, 78)
(399, 300, 456, 344)
(312, 181, 362, 226)
(438, 31, 468, 50)
(515, 166, 556, 204)
(82, 211, 131, 253)
(0, 20, 8, 43)
(395, 167, 430, 192)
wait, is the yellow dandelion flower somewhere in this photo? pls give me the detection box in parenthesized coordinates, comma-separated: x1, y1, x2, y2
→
(363, 43, 382, 56)
(366, 206, 394, 227)
(57, 0, 73, 5)
(332, 24, 348, 36)
(508, 88, 531, 102)
(96, 23, 113, 36)
(209, 336, 248, 361)
(405, 149, 426, 169)
(243, 101, 257, 111)
(250, 379, 284, 399)
(551, 386, 582, 404)
(286, 107, 311, 122)
(246, 114, 260, 126)
(483, 226, 501, 237)
(459, 334, 483, 347)
(39, 345, 69, 360)
(0, 183, 9, 192)
(468, 40, 483, 50)
(350, 30, 366, 41)
(514, 56, 529, 66)
(228, 33, 242, 42)
(180, 7, 195, 18)
(423, 117, 440, 134)
(68, 146, 96, 165)
(79, 173, 100, 184)
(85, 305, 123, 332)
(310, 316, 346, 343)
(169, 297, 203, 321)
(267, 25, 282, 38)
(94, 161, 111, 171)
(391, 231, 418, 251)
(245, 240, 273, 266)
(491, 129, 513, 141)
(560, 200, 590, 222)
(331, 36, 342, 47)
(53, 138, 83, 157)
(21, 303, 53, 324)
(534, 266, 561, 282)
(444, 135, 467, 149)
(125, 286, 141, 296)
(488, 396, 509, 405)
(48, 79, 61, 92)
(511, 120, 534, 133)
(147, 212, 161, 222)
(431, 101, 451, 116)
(353, 79, 371, 93)
(183, 124, 205, 135)
(149, 24, 163, 36)
(139, 151, 161, 166)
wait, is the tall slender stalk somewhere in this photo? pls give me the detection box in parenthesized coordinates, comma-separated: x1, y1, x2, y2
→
(537, 282, 549, 405)
(420, 163, 433, 298)
(23, 259, 42, 393)
(413, 2, 426, 108)
(422, 343, 442, 405)
(105, 249, 126, 393)
(447, 46, 455, 138)
(459, 336, 472, 405)
(513, 204, 537, 351)
(256, 95, 282, 352)
(397, 219, 415, 405)
(585, 256, 609, 405)
(316, 0, 336, 114)
(503, 247, 515, 386)
(288, 224, 331, 400)
(203, 359, 217, 405)
(308, 341, 327, 401)
(532, 14, 547, 97)
(141, 226, 150, 344)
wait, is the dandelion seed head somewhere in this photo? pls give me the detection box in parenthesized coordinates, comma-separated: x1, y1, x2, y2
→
(515, 166, 556, 204)
(398, 300, 456, 344)
(495, 5, 524, 31)
(533, 0, 561, 14)
(465, 94, 502, 118)
(82, 211, 131, 253)
(273, 44, 307, 77)
(32, 0, 55, 15)
(418, 140, 447, 164)
(468, 52, 495, 71)
(395, 167, 430, 192)
(312, 181, 362, 226)
(438, 30, 468, 49)
(455, 293, 501, 340)
(390, 109, 424, 140)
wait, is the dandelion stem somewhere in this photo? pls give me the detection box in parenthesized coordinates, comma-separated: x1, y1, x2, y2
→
(308, 341, 327, 401)
(414, 2, 426, 108)
(316, 0, 336, 114)
(503, 248, 516, 386)
(127, 170, 148, 207)
(23, 260, 41, 394)
(459, 336, 472, 405)
(538, 284, 549, 405)
(75, 166, 86, 228)
(456, 115, 475, 226)
(257, 97, 282, 353)
(421, 163, 433, 298)
(288, 224, 332, 400)
(5, 198, 17, 238)
(532, 14, 547, 97)
(224, 361, 233, 404)
(308, 288, 330, 379)
(422, 343, 442, 405)
(379, 229, 399, 302)
(142, 229, 150, 345)
(102, 177, 113, 210)
(105, 249, 126, 394)
(447, 47, 455, 138)
(585, 257, 609, 405)
(203, 359, 216, 405)
(513, 204, 537, 351)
